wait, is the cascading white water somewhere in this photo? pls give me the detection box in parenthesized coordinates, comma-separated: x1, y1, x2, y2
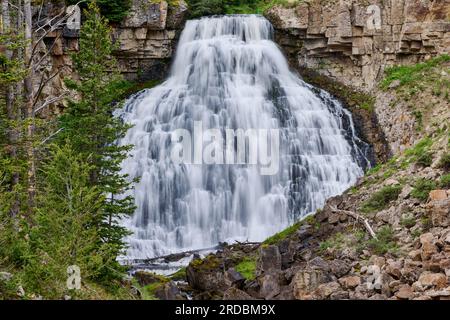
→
(117, 15, 371, 260)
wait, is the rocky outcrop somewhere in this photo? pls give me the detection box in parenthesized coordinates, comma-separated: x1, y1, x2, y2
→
(265, 0, 450, 90)
(33, 0, 188, 105)
(113, 0, 189, 81)
(265, 0, 450, 156)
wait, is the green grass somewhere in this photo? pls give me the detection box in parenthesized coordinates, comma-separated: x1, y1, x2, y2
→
(400, 215, 416, 229)
(235, 257, 257, 280)
(224, 0, 304, 15)
(263, 221, 302, 245)
(438, 153, 450, 171)
(169, 267, 186, 281)
(381, 54, 450, 89)
(411, 178, 437, 201)
(440, 174, 450, 189)
(360, 184, 402, 213)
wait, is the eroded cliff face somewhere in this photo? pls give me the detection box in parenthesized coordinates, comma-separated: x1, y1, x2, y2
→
(112, 0, 188, 81)
(265, 0, 450, 156)
(265, 0, 450, 90)
(32, 0, 188, 116)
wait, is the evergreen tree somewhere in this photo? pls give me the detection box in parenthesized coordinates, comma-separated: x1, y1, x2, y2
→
(59, 2, 134, 279)
(25, 143, 104, 297)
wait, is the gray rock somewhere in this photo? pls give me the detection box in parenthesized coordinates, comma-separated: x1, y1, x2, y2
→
(257, 245, 282, 274)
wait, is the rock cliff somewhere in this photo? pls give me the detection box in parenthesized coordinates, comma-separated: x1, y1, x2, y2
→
(265, 0, 450, 90)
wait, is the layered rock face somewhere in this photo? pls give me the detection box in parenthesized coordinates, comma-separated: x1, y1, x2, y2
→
(265, 0, 450, 90)
(113, 0, 188, 81)
(36, 0, 187, 90)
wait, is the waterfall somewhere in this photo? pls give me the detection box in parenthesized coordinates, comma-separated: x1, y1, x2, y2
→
(116, 15, 371, 260)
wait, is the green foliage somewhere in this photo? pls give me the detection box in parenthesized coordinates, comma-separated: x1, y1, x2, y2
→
(263, 221, 301, 245)
(235, 257, 256, 280)
(23, 143, 105, 297)
(438, 153, 450, 171)
(319, 232, 347, 252)
(411, 178, 437, 201)
(381, 54, 450, 89)
(416, 151, 433, 167)
(366, 226, 398, 255)
(400, 215, 416, 229)
(170, 267, 186, 281)
(360, 184, 402, 213)
(66, 0, 132, 23)
(58, 3, 135, 281)
(440, 174, 450, 189)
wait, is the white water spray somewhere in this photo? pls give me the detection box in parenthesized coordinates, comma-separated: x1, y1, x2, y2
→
(117, 15, 370, 260)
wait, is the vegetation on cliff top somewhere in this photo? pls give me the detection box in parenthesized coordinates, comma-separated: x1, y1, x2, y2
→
(381, 54, 450, 90)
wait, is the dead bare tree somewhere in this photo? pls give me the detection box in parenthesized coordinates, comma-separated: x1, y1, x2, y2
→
(329, 205, 378, 240)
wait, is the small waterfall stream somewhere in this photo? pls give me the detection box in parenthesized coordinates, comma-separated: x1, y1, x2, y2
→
(116, 15, 371, 260)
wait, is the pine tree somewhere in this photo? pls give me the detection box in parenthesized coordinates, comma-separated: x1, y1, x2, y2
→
(25, 143, 104, 297)
(59, 2, 134, 279)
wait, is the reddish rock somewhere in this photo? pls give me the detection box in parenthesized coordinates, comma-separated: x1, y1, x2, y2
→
(339, 276, 361, 289)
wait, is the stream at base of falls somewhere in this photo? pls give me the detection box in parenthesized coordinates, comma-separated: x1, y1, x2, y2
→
(116, 14, 372, 269)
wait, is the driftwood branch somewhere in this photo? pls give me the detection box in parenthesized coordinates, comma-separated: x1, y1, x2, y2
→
(330, 205, 378, 240)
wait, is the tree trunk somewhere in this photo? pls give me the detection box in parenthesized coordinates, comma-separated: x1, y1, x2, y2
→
(24, 0, 36, 216)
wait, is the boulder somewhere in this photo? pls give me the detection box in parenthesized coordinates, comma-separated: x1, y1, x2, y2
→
(330, 259, 351, 278)
(395, 284, 414, 299)
(155, 281, 184, 300)
(292, 269, 326, 300)
(257, 245, 282, 274)
(315, 281, 341, 299)
(259, 273, 281, 299)
(223, 287, 255, 300)
(420, 233, 438, 261)
(427, 194, 450, 227)
(417, 272, 448, 290)
(224, 268, 245, 288)
(338, 275, 361, 289)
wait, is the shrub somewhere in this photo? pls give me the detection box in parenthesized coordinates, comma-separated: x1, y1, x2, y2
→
(400, 215, 416, 229)
(411, 179, 437, 201)
(439, 174, 450, 189)
(361, 185, 402, 213)
(416, 151, 433, 167)
(438, 153, 450, 171)
(366, 226, 398, 255)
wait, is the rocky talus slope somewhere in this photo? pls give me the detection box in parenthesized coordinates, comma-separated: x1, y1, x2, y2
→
(137, 53, 450, 301)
